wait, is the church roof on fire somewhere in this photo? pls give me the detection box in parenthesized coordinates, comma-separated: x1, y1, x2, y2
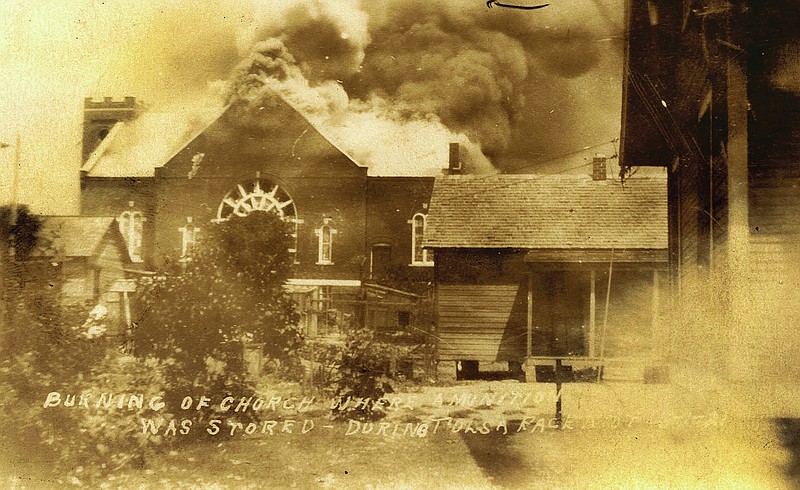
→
(81, 107, 227, 178)
(80, 89, 449, 178)
(424, 174, 668, 251)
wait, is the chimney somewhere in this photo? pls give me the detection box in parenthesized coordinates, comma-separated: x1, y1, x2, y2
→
(448, 142, 462, 174)
(592, 153, 607, 181)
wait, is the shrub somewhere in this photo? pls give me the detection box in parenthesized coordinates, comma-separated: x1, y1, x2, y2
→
(307, 325, 413, 421)
(0, 309, 173, 482)
(133, 211, 304, 433)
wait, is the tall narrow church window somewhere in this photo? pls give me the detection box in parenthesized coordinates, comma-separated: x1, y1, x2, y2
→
(118, 210, 143, 262)
(179, 217, 200, 262)
(316, 218, 336, 265)
(411, 213, 433, 266)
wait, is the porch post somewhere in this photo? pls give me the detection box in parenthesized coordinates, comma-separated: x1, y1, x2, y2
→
(589, 270, 596, 357)
(122, 291, 132, 330)
(651, 270, 660, 358)
(527, 268, 533, 358)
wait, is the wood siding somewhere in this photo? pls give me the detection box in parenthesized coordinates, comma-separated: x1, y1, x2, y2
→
(749, 165, 800, 283)
(437, 284, 527, 362)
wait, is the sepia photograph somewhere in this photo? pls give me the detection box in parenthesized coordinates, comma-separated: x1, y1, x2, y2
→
(0, 0, 799, 487)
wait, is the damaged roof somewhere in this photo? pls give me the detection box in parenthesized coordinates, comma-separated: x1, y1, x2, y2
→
(424, 174, 668, 250)
(81, 107, 225, 178)
(32, 216, 125, 258)
(81, 89, 449, 178)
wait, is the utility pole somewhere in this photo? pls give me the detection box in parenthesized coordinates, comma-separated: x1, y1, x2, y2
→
(10, 134, 20, 227)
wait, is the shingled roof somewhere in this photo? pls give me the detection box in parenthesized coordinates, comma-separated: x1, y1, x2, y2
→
(424, 174, 667, 250)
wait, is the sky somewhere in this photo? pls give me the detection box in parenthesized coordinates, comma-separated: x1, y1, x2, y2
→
(0, 0, 624, 215)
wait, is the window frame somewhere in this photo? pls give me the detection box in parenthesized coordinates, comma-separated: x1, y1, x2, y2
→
(410, 213, 434, 266)
(118, 210, 144, 263)
(315, 218, 336, 265)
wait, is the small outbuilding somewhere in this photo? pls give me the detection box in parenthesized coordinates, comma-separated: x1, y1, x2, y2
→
(32, 216, 136, 337)
(424, 159, 668, 381)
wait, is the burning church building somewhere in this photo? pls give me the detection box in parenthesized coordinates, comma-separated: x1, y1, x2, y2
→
(73, 4, 651, 377)
(79, 91, 443, 337)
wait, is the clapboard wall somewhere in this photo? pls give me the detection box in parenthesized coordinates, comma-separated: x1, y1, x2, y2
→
(434, 250, 527, 362)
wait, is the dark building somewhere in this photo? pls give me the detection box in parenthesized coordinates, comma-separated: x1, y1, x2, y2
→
(79, 91, 438, 336)
(620, 0, 800, 379)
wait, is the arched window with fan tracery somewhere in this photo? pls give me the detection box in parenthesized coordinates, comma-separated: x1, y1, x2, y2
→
(215, 178, 300, 256)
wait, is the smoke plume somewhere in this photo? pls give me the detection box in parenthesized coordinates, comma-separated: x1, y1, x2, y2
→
(222, 0, 622, 174)
(225, 36, 492, 175)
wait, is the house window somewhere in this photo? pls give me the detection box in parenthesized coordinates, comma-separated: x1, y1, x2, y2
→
(178, 217, 200, 261)
(410, 213, 434, 266)
(315, 218, 336, 265)
(118, 210, 143, 262)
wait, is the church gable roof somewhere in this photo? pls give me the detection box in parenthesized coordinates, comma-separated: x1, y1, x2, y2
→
(160, 92, 367, 179)
(82, 88, 369, 180)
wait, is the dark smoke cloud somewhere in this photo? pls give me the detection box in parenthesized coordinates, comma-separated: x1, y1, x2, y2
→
(226, 0, 622, 173)
(225, 35, 492, 176)
(241, 0, 370, 83)
(348, 0, 611, 156)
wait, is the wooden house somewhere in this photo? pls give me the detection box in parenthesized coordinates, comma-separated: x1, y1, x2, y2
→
(32, 216, 135, 337)
(424, 157, 668, 380)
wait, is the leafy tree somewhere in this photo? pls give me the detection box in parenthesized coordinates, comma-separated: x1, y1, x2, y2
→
(0, 205, 74, 373)
(134, 210, 303, 423)
(0, 205, 172, 481)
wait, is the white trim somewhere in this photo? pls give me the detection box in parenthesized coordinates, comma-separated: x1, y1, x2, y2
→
(286, 278, 361, 287)
(410, 213, 434, 266)
(118, 209, 144, 263)
(315, 218, 336, 265)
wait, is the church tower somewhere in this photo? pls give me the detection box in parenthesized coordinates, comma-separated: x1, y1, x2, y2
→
(82, 96, 139, 162)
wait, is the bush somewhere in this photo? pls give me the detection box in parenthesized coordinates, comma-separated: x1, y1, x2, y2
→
(301, 325, 412, 421)
(332, 326, 396, 421)
(0, 308, 174, 481)
(132, 211, 304, 433)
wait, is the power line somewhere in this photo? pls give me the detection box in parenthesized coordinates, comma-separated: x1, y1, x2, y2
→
(425, 138, 622, 206)
(505, 138, 619, 174)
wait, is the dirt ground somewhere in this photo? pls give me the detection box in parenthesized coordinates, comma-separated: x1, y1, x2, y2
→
(4, 371, 800, 489)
